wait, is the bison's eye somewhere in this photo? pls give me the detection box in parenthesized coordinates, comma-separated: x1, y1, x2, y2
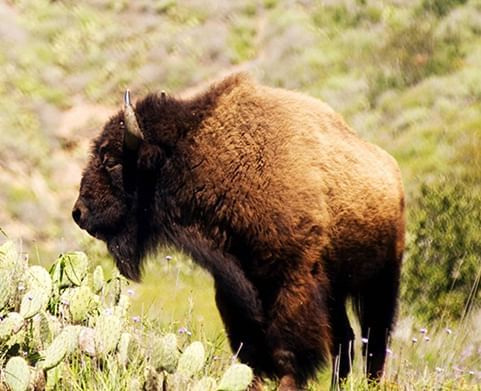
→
(102, 155, 121, 171)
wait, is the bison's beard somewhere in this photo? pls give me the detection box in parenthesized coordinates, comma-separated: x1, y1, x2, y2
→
(106, 225, 142, 282)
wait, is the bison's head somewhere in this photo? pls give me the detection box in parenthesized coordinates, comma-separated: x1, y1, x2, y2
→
(73, 91, 165, 281)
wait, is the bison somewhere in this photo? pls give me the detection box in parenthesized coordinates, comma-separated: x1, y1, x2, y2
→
(73, 73, 405, 390)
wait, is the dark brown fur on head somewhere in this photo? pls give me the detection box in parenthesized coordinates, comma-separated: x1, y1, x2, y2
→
(73, 73, 405, 389)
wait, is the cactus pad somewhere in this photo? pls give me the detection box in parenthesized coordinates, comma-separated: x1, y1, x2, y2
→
(5, 356, 31, 391)
(0, 268, 13, 311)
(151, 333, 179, 373)
(92, 265, 104, 293)
(69, 285, 98, 323)
(19, 289, 49, 319)
(177, 341, 206, 378)
(38, 325, 80, 369)
(192, 376, 217, 391)
(118, 332, 131, 366)
(62, 252, 89, 286)
(94, 312, 122, 355)
(25, 265, 52, 295)
(0, 312, 24, 340)
(217, 363, 254, 391)
(78, 326, 96, 356)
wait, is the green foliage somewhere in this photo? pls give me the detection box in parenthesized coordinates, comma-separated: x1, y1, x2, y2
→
(422, 0, 468, 16)
(404, 179, 481, 321)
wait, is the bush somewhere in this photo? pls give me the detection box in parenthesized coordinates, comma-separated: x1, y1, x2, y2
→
(403, 179, 481, 322)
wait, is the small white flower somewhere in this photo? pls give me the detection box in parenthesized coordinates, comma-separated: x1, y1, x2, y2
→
(386, 348, 393, 355)
(424, 336, 430, 342)
(412, 337, 418, 343)
(420, 328, 427, 334)
(132, 316, 141, 323)
(435, 367, 444, 373)
(361, 337, 369, 344)
(165, 255, 173, 261)
(18, 284, 25, 292)
(127, 289, 135, 296)
(445, 328, 452, 335)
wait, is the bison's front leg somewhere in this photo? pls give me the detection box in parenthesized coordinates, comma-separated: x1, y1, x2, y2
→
(214, 283, 271, 384)
(264, 266, 331, 390)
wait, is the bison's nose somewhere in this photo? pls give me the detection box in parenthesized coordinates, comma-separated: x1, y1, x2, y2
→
(72, 199, 88, 228)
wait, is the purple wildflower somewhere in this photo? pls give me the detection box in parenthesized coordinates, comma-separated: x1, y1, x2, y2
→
(178, 327, 192, 336)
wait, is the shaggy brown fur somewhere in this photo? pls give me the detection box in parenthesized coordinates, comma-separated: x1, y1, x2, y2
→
(73, 73, 405, 390)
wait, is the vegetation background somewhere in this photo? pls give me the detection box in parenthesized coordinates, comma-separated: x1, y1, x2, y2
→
(0, 0, 480, 389)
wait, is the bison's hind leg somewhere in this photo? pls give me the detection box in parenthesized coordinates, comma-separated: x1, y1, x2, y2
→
(354, 261, 401, 379)
(264, 269, 331, 389)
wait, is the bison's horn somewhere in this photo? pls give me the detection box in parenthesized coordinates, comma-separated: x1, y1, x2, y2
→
(123, 89, 144, 150)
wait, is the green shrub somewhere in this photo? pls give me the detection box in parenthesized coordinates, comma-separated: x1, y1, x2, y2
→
(421, 0, 468, 16)
(403, 179, 481, 321)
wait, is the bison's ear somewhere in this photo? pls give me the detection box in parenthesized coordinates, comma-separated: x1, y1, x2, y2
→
(123, 90, 144, 151)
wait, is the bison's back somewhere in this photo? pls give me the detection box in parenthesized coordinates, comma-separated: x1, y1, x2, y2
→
(193, 75, 404, 285)
(261, 84, 405, 287)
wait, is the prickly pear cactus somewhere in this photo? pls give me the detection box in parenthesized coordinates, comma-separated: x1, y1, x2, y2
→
(61, 252, 88, 286)
(192, 376, 217, 391)
(118, 332, 132, 367)
(0, 312, 24, 341)
(5, 356, 30, 391)
(68, 285, 98, 323)
(94, 311, 122, 355)
(38, 325, 80, 369)
(25, 265, 52, 295)
(31, 311, 56, 349)
(0, 241, 21, 269)
(114, 293, 130, 319)
(0, 268, 13, 311)
(92, 265, 104, 293)
(78, 326, 96, 356)
(151, 333, 179, 373)
(19, 289, 49, 319)
(217, 363, 254, 391)
(177, 341, 206, 378)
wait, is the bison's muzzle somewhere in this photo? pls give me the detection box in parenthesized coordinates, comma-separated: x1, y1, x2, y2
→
(72, 198, 87, 229)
